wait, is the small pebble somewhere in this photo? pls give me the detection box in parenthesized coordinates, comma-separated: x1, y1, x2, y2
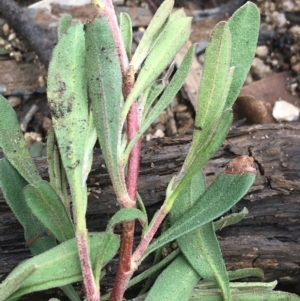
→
(8, 33, 16, 41)
(7, 96, 21, 108)
(292, 62, 300, 73)
(255, 46, 268, 59)
(251, 57, 273, 79)
(153, 129, 164, 138)
(273, 100, 300, 122)
(2, 23, 9, 36)
(289, 25, 300, 37)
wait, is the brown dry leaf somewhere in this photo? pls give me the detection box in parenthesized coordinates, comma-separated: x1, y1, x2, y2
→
(234, 72, 300, 124)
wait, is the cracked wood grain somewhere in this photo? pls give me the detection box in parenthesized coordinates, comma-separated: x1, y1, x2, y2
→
(1, 123, 300, 287)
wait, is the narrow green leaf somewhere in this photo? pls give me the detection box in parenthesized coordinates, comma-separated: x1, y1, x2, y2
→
(82, 112, 97, 183)
(130, 0, 174, 70)
(168, 110, 233, 209)
(24, 181, 74, 243)
(47, 22, 89, 229)
(4, 233, 119, 299)
(119, 12, 132, 59)
(0, 95, 42, 185)
(0, 159, 79, 301)
(85, 17, 126, 199)
(141, 82, 165, 122)
(227, 268, 264, 281)
(185, 22, 231, 170)
(145, 256, 199, 301)
(106, 208, 146, 232)
(0, 264, 36, 301)
(58, 14, 72, 39)
(123, 45, 195, 162)
(144, 158, 256, 259)
(170, 169, 231, 300)
(214, 207, 248, 231)
(189, 289, 300, 301)
(225, 2, 260, 109)
(46, 128, 70, 210)
(122, 16, 192, 122)
(128, 249, 180, 289)
(0, 158, 56, 254)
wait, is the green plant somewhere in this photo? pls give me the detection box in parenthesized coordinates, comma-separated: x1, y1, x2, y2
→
(0, 1, 299, 301)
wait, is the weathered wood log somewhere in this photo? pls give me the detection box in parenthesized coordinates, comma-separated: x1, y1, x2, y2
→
(1, 123, 300, 289)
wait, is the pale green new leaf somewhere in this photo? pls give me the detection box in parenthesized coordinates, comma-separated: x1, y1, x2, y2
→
(24, 181, 74, 243)
(85, 17, 126, 199)
(0, 95, 42, 185)
(225, 2, 260, 109)
(122, 16, 192, 122)
(0, 264, 36, 301)
(145, 256, 199, 301)
(47, 22, 89, 225)
(4, 233, 119, 300)
(123, 44, 195, 162)
(130, 0, 174, 70)
(144, 163, 256, 259)
(119, 12, 132, 59)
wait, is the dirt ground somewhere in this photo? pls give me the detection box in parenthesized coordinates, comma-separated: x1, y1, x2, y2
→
(1, 0, 300, 299)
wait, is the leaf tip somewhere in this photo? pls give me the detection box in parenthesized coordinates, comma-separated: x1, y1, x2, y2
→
(224, 156, 256, 175)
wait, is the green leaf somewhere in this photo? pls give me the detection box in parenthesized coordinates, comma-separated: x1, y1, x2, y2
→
(106, 208, 146, 232)
(24, 181, 74, 243)
(122, 16, 192, 122)
(141, 82, 165, 122)
(4, 232, 119, 300)
(47, 22, 89, 229)
(144, 158, 256, 259)
(170, 169, 231, 300)
(123, 44, 196, 163)
(225, 2, 260, 109)
(144, 256, 199, 301)
(185, 21, 231, 170)
(0, 95, 42, 185)
(189, 289, 300, 301)
(167, 110, 233, 210)
(46, 128, 70, 210)
(227, 268, 263, 281)
(119, 12, 132, 59)
(0, 159, 80, 301)
(0, 264, 36, 301)
(214, 207, 248, 231)
(85, 17, 126, 200)
(0, 158, 56, 255)
(128, 249, 180, 289)
(58, 14, 72, 39)
(130, 0, 174, 71)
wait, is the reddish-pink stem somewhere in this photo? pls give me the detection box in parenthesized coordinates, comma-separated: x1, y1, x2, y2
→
(109, 68, 141, 301)
(77, 232, 99, 301)
(132, 205, 168, 263)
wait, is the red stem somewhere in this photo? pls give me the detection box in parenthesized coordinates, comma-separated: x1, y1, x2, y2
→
(77, 231, 99, 301)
